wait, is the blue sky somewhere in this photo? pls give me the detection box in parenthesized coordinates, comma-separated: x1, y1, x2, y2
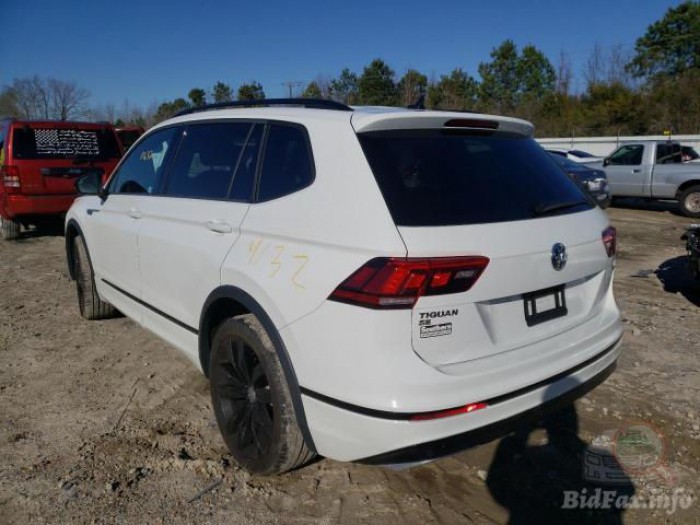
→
(0, 0, 683, 111)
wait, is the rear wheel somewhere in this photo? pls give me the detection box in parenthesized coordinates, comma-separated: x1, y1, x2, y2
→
(209, 314, 314, 475)
(1, 217, 21, 240)
(679, 185, 700, 218)
(73, 235, 117, 319)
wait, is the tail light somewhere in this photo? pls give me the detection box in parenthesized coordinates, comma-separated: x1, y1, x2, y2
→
(1, 166, 21, 194)
(602, 226, 616, 257)
(409, 402, 488, 422)
(329, 256, 489, 309)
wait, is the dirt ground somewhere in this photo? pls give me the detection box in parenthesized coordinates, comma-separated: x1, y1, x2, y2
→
(1, 201, 699, 524)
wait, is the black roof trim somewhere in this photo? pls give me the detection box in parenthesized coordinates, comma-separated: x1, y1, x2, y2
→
(174, 98, 352, 117)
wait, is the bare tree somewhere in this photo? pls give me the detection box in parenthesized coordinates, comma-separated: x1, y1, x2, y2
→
(0, 89, 20, 118)
(4, 76, 90, 120)
(556, 51, 573, 95)
(583, 44, 605, 88)
(312, 75, 333, 99)
(9, 76, 50, 119)
(398, 68, 428, 106)
(48, 78, 90, 120)
(606, 44, 634, 87)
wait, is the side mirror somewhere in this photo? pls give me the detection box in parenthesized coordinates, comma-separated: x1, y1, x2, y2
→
(603, 158, 610, 167)
(75, 171, 107, 199)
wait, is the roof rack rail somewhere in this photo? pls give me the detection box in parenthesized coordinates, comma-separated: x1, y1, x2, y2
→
(174, 98, 353, 117)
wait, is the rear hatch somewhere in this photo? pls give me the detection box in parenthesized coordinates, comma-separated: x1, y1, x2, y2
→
(354, 113, 614, 367)
(10, 123, 122, 195)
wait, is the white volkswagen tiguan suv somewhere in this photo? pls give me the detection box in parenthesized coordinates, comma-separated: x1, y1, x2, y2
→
(66, 99, 622, 474)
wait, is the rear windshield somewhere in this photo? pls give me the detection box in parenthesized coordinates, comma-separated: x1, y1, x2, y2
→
(358, 130, 592, 226)
(12, 126, 122, 161)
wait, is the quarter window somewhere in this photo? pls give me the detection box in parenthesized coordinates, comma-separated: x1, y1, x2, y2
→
(110, 127, 179, 194)
(164, 123, 252, 200)
(258, 124, 314, 201)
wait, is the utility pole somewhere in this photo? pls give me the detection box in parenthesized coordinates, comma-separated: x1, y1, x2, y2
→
(282, 81, 303, 98)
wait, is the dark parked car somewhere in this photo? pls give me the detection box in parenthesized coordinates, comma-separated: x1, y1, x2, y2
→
(549, 152, 611, 208)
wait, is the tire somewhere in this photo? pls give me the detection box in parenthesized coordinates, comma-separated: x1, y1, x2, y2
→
(1, 217, 21, 240)
(209, 314, 314, 475)
(72, 235, 117, 320)
(678, 185, 700, 218)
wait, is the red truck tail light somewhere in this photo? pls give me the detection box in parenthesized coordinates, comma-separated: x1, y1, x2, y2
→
(1, 166, 21, 194)
(602, 226, 616, 257)
(329, 256, 489, 309)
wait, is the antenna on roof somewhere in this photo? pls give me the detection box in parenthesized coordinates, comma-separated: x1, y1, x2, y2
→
(407, 93, 425, 110)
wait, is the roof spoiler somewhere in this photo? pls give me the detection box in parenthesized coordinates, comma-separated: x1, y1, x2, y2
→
(174, 98, 352, 117)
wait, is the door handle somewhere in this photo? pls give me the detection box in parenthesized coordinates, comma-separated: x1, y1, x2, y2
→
(205, 220, 233, 234)
(128, 208, 143, 219)
(632, 169, 640, 173)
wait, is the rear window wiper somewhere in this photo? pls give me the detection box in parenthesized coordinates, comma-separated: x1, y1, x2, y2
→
(533, 200, 589, 217)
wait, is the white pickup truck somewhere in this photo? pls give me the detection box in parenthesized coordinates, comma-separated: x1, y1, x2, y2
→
(596, 141, 700, 217)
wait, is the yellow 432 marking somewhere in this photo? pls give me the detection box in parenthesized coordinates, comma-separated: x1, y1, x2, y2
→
(248, 237, 309, 289)
(269, 245, 284, 278)
(292, 255, 308, 289)
(248, 238, 263, 264)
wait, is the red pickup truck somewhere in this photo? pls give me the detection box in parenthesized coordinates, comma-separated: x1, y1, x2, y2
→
(0, 119, 123, 240)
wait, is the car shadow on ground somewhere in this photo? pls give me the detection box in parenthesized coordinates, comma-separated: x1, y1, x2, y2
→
(486, 380, 635, 524)
(656, 256, 700, 307)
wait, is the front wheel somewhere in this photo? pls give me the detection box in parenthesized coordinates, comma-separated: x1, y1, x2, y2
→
(209, 314, 314, 475)
(72, 235, 117, 319)
(679, 185, 700, 218)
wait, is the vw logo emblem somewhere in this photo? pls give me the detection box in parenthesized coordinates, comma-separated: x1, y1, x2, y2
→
(551, 243, 567, 271)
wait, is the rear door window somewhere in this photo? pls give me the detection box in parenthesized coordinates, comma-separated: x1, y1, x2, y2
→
(109, 127, 179, 195)
(257, 124, 314, 201)
(164, 122, 252, 200)
(231, 124, 263, 201)
(11, 126, 121, 161)
(656, 143, 682, 164)
(358, 130, 592, 226)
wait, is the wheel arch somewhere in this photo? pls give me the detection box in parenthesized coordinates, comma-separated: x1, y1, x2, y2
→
(65, 218, 84, 280)
(199, 285, 316, 453)
(676, 180, 700, 199)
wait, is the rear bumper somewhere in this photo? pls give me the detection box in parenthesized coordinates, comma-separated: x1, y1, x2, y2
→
(360, 358, 616, 465)
(301, 337, 621, 462)
(1, 194, 76, 219)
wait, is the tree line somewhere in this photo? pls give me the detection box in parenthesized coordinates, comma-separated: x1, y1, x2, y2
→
(1, 2, 698, 137)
